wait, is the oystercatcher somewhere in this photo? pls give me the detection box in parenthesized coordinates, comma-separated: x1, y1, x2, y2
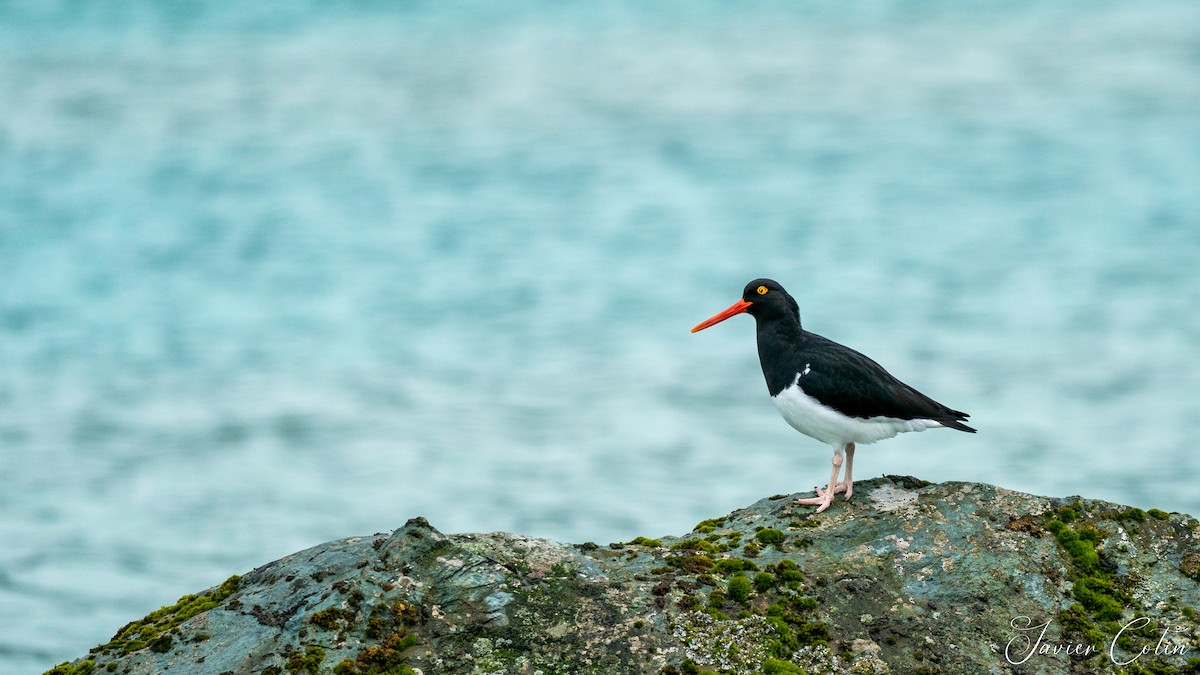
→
(691, 278, 975, 513)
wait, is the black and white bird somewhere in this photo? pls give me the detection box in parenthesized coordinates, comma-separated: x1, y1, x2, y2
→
(691, 278, 975, 513)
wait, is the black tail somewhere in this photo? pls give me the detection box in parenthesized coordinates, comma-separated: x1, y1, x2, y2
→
(939, 414, 976, 433)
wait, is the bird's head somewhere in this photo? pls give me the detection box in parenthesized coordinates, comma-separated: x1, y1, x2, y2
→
(690, 278, 799, 332)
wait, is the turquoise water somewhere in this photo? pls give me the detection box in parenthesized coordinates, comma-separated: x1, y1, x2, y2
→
(3, 2, 1200, 671)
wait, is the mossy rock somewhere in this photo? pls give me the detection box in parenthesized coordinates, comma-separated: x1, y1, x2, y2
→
(44, 479, 1200, 675)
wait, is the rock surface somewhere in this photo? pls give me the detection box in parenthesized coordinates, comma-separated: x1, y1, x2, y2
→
(47, 477, 1200, 675)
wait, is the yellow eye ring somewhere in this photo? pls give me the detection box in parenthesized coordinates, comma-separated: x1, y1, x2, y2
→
(756, 285, 768, 295)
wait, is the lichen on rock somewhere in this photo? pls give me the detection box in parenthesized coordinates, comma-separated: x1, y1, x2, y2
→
(45, 477, 1200, 674)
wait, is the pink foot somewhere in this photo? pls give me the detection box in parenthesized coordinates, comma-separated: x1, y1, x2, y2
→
(814, 480, 854, 501)
(793, 445, 853, 513)
(794, 491, 835, 513)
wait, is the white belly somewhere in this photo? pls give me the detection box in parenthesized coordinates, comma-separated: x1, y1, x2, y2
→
(770, 383, 943, 447)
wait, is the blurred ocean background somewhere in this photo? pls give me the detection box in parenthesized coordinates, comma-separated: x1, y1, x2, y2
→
(2, 0, 1199, 671)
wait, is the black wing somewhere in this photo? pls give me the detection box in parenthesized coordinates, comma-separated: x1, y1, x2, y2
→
(797, 334, 975, 432)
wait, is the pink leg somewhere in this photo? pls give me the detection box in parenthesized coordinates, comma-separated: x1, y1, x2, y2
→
(794, 449, 843, 513)
(842, 443, 855, 500)
(815, 443, 855, 500)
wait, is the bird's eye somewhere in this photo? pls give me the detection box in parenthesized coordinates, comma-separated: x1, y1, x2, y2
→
(756, 285, 768, 295)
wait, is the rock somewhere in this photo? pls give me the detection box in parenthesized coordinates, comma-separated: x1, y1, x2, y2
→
(45, 477, 1200, 675)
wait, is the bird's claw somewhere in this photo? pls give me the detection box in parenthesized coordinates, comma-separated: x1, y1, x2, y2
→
(794, 490, 834, 513)
(814, 481, 853, 501)
(796, 478, 855, 512)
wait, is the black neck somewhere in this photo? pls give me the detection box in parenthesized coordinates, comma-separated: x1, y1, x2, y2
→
(755, 314, 807, 397)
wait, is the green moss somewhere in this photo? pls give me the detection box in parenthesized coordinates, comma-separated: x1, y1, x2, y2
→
(1077, 521, 1105, 541)
(310, 606, 355, 631)
(768, 560, 805, 586)
(627, 536, 663, 548)
(1073, 576, 1127, 621)
(711, 558, 759, 576)
(285, 646, 326, 674)
(1147, 508, 1170, 521)
(1043, 507, 1149, 658)
(332, 632, 418, 675)
(671, 540, 718, 554)
(761, 657, 806, 674)
(364, 601, 419, 639)
(742, 543, 761, 558)
(727, 575, 753, 604)
(44, 660, 96, 675)
(755, 529, 785, 546)
(1111, 617, 1161, 654)
(314, 594, 422, 674)
(1109, 507, 1147, 524)
(753, 572, 776, 592)
(778, 570, 805, 585)
(693, 517, 727, 534)
(708, 589, 727, 608)
(754, 577, 826, 661)
(1057, 604, 1105, 649)
(792, 596, 819, 611)
(1181, 554, 1200, 582)
(677, 659, 721, 675)
(89, 574, 241, 657)
(763, 612, 829, 656)
(148, 633, 173, 653)
(1048, 521, 1100, 573)
(671, 555, 715, 574)
(1058, 502, 1082, 523)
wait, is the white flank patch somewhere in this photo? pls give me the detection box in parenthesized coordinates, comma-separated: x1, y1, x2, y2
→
(770, 380, 942, 446)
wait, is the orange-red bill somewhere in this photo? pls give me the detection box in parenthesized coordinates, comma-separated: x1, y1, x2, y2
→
(690, 298, 752, 333)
